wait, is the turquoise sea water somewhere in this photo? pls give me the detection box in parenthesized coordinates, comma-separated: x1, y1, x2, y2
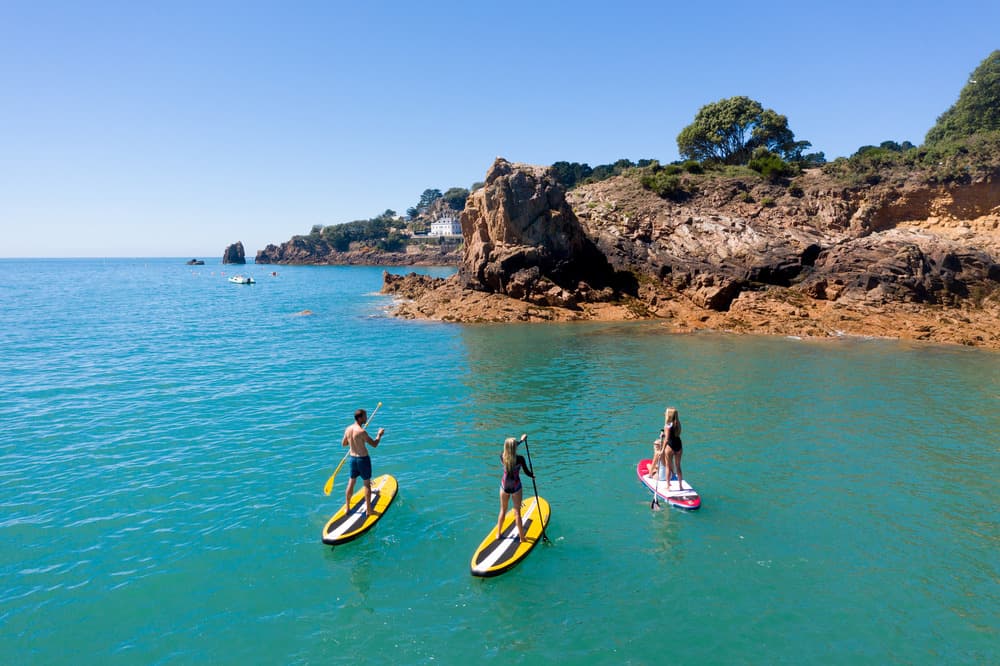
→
(1, 258, 997, 664)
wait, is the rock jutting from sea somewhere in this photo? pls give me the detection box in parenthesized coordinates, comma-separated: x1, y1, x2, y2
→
(381, 157, 1000, 349)
(222, 241, 247, 265)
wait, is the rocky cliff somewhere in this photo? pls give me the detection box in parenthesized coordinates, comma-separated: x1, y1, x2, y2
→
(456, 158, 629, 308)
(572, 166, 1000, 310)
(383, 157, 1000, 349)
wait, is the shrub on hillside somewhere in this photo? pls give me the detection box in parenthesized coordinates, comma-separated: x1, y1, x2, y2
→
(824, 131, 1000, 184)
(640, 170, 691, 200)
(748, 149, 796, 182)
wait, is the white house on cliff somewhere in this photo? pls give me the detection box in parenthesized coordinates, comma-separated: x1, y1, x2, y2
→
(429, 215, 462, 237)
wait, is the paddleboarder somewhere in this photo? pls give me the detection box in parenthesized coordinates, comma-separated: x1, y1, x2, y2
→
(497, 435, 534, 543)
(662, 407, 684, 488)
(647, 407, 683, 486)
(342, 408, 385, 517)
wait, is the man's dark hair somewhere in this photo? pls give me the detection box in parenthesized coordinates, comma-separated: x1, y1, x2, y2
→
(354, 409, 366, 424)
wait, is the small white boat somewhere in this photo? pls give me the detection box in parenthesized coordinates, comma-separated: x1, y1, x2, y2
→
(228, 275, 255, 284)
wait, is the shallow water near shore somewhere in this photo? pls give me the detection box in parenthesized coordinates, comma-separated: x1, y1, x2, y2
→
(1, 258, 997, 664)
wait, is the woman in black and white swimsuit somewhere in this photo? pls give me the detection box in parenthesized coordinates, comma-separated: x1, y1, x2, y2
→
(496, 435, 534, 543)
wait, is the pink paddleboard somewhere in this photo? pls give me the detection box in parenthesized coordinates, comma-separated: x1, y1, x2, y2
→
(637, 459, 701, 510)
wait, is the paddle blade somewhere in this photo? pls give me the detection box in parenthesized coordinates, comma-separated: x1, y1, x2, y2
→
(323, 454, 349, 496)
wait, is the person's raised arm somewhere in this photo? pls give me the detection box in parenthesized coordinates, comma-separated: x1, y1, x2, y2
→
(520, 454, 534, 478)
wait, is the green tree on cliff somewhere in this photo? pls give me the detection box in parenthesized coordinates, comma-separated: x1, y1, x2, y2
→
(677, 96, 811, 165)
(925, 50, 1000, 144)
(407, 188, 445, 219)
(442, 187, 469, 210)
(551, 161, 593, 188)
(418, 189, 442, 209)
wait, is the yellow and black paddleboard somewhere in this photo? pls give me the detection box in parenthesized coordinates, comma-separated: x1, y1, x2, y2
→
(470, 496, 550, 577)
(321, 474, 398, 546)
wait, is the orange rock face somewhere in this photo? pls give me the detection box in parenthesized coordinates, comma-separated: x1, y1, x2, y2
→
(383, 159, 1000, 350)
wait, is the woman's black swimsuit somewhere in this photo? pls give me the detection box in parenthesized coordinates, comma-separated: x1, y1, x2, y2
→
(667, 434, 682, 453)
(500, 454, 532, 494)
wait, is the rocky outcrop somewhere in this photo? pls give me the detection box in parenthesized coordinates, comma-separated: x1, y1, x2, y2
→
(799, 231, 1000, 305)
(382, 271, 445, 299)
(383, 158, 1000, 349)
(457, 158, 629, 308)
(222, 242, 246, 265)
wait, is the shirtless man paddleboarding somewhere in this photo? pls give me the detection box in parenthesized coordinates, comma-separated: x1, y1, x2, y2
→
(342, 408, 385, 516)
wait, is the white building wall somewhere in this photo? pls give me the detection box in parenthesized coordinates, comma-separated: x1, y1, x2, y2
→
(429, 216, 462, 236)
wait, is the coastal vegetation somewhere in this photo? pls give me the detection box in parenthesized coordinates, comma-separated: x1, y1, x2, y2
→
(306, 210, 408, 252)
(301, 184, 473, 251)
(630, 51, 1000, 200)
(550, 159, 658, 189)
(822, 131, 1000, 186)
(925, 50, 1000, 144)
(676, 95, 820, 166)
(823, 50, 1000, 185)
(405, 187, 471, 219)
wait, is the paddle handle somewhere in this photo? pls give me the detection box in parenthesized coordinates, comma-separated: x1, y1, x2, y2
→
(363, 402, 382, 430)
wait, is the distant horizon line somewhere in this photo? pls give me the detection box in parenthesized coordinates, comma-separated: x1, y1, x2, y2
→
(0, 256, 257, 261)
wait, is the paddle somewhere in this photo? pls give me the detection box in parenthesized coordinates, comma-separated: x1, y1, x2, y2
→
(323, 401, 382, 496)
(520, 433, 551, 544)
(651, 468, 661, 510)
(651, 430, 663, 510)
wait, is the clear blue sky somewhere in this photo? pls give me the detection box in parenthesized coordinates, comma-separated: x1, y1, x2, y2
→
(2, 1, 997, 258)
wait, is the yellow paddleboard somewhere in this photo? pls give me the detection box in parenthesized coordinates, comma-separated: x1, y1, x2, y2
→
(470, 496, 550, 577)
(321, 474, 398, 546)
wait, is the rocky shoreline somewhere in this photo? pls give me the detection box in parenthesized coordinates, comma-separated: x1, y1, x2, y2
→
(381, 270, 1000, 347)
(380, 158, 1000, 350)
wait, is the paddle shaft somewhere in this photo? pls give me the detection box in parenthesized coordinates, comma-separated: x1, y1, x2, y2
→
(651, 431, 663, 509)
(323, 402, 382, 495)
(520, 435, 550, 543)
(651, 466, 660, 509)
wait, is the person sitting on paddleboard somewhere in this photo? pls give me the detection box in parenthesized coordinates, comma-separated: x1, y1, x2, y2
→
(648, 430, 667, 480)
(497, 434, 534, 544)
(342, 408, 385, 516)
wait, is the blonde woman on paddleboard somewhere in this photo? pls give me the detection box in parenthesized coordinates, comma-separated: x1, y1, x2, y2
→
(648, 407, 683, 487)
(497, 435, 534, 543)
